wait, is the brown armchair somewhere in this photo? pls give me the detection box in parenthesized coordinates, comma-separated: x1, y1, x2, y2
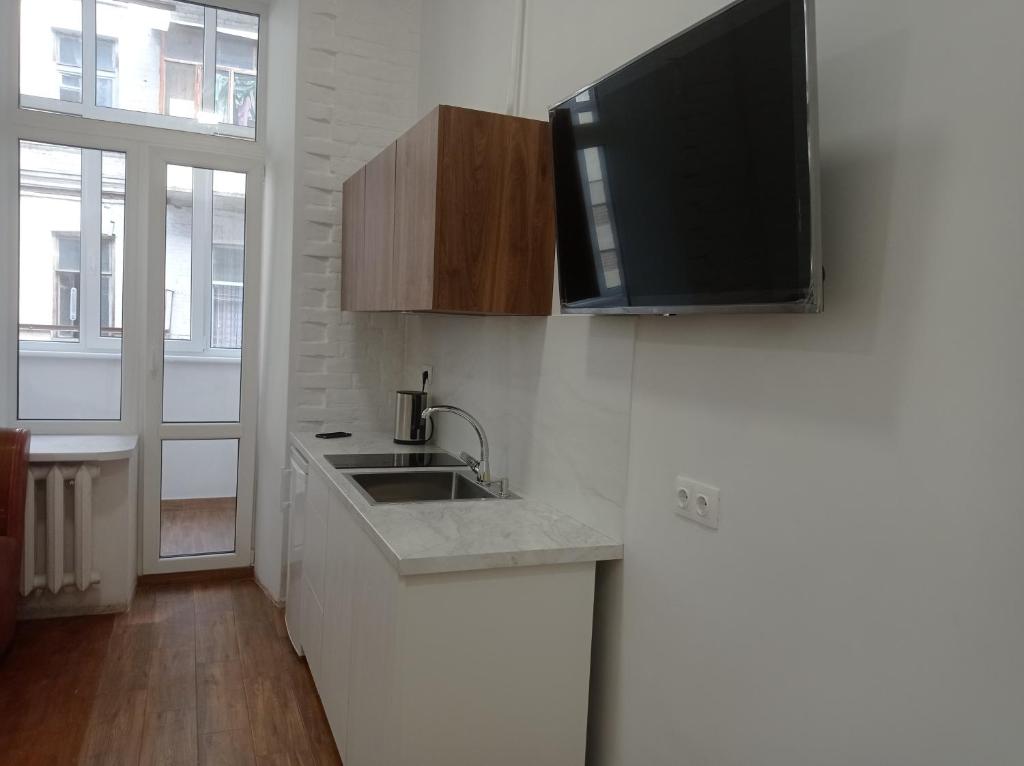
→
(0, 428, 30, 654)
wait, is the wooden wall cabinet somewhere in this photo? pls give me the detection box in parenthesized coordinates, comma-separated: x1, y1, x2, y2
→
(341, 105, 556, 315)
(341, 142, 397, 311)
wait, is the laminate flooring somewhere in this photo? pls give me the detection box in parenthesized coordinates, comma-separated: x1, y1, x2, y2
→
(0, 579, 341, 765)
(160, 499, 237, 558)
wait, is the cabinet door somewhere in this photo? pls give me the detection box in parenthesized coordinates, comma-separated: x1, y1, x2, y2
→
(301, 577, 324, 683)
(320, 491, 360, 754)
(361, 143, 397, 310)
(346, 530, 401, 766)
(304, 467, 329, 609)
(301, 467, 330, 684)
(394, 109, 439, 311)
(433, 106, 556, 315)
(284, 458, 306, 655)
(341, 167, 365, 311)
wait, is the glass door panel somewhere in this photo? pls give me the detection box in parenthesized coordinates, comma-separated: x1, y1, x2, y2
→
(162, 165, 244, 423)
(160, 439, 238, 557)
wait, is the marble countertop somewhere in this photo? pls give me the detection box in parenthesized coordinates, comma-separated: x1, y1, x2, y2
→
(291, 431, 623, 576)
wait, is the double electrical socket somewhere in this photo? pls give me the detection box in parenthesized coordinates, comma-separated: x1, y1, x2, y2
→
(675, 476, 720, 530)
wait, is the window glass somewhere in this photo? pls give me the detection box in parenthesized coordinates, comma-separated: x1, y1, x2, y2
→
(212, 245, 244, 284)
(97, 37, 117, 71)
(160, 439, 238, 557)
(215, 10, 259, 129)
(165, 165, 194, 342)
(95, 0, 207, 118)
(56, 31, 83, 67)
(96, 76, 114, 107)
(20, 0, 83, 103)
(18, 141, 126, 421)
(21, 0, 259, 138)
(165, 20, 205, 62)
(101, 152, 126, 339)
(57, 236, 83, 272)
(211, 171, 245, 351)
(217, 35, 256, 71)
(163, 166, 244, 422)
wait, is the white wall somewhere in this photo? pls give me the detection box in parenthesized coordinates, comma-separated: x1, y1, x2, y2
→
(254, 0, 299, 601)
(402, 315, 632, 539)
(418, 0, 520, 114)
(288, 0, 419, 436)
(19, 353, 123, 421)
(413, 1, 1024, 764)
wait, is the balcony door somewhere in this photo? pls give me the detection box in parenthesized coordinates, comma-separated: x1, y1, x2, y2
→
(141, 149, 262, 574)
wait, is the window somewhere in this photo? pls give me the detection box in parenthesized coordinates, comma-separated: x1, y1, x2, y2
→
(215, 12, 259, 129)
(100, 236, 116, 334)
(20, 0, 260, 139)
(164, 166, 246, 353)
(49, 30, 117, 106)
(54, 30, 84, 102)
(18, 141, 126, 420)
(53, 235, 82, 339)
(96, 37, 118, 107)
(162, 166, 247, 424)
(212, 245, 244, 348)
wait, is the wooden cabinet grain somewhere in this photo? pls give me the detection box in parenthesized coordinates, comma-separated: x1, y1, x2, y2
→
(340, 167, 365, 312)
(342, 105, 556, 315)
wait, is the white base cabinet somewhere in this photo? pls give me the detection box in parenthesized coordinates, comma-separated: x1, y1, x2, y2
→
(303, 463, 597, 766)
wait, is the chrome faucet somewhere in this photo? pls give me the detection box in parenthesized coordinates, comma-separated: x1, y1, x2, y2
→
(420, 405, 509, 497)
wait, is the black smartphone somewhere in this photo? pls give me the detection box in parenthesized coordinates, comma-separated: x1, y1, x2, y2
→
(315, 431, 351, 439)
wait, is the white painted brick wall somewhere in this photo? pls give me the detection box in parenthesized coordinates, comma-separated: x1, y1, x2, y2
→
(289, 0, 420, 432)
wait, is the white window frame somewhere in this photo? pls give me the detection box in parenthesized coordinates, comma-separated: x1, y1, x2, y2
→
(2, 0, 268, 576)
(18, 144, 125, 356)
(20, 1, 260, 141)
(142, 146, 262, 574)
(0, 0, 268, 436)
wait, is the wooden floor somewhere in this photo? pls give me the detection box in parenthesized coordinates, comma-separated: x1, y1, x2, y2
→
(0, 580, 341, 765)
(161, 498, 237, 558)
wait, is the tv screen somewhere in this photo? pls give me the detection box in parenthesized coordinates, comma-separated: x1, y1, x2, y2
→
(550, 0, 821, 314)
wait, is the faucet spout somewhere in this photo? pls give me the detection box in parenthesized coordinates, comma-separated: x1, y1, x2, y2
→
(421, 405, 502, 492)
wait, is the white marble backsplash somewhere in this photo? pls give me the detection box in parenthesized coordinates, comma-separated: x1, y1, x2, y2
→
(400, 313, 635, 539)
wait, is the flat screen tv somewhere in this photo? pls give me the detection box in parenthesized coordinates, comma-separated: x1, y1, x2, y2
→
(550, 0, 822, 314)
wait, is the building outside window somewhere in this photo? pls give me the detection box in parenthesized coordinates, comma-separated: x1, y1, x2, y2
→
(21, 0, 259, 139)
(53, 234, 82, 339)
(54, 29, 84, 102)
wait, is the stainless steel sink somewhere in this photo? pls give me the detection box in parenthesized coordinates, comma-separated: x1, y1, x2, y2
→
(349, 471, 513, 504)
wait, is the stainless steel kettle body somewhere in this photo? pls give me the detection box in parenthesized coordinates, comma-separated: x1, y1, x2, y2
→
(394, 390, 431, 444)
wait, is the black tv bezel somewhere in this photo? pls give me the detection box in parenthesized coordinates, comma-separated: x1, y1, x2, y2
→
(549, 0, 823, 316)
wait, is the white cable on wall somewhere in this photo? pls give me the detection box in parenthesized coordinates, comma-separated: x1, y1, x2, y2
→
(506, 0, 527, 115)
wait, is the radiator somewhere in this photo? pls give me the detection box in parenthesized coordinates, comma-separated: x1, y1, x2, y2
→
(21, 463, 103, 596)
